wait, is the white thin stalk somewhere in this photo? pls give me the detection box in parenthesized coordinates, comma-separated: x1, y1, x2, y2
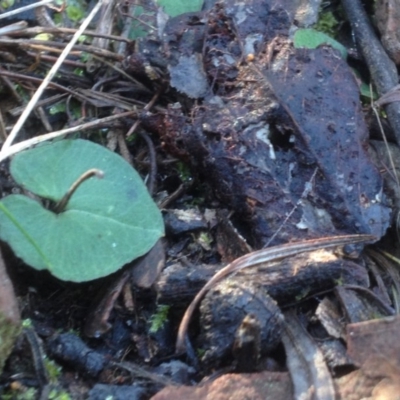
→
(0, 110, 136, 163)
(0, 21, 28, 36)
(0, 0, 104, 153)
(0, 0, 54, 20)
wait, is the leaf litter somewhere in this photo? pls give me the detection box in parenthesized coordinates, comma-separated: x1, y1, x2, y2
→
(1, 0, 400, 398)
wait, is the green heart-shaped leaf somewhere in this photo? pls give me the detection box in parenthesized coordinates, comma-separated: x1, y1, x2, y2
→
(0, 139, 164, 282)
(156, 0, 203, 17)
(293, 28, 347, 59)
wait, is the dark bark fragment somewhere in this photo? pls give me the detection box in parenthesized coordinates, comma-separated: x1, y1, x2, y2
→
(47, 333, 107, 377)
(198, 276, 283, 367)
(155, 250, 369, 308)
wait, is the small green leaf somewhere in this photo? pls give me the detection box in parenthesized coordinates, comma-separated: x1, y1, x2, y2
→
(66, 0, 85, 22)
(80, 52, 90, 62)
(351, 68, 378, 100)
(22, 319, 33, 328)
(156, 0, 203, 17)
(359, 82, 377, 100)
(73, 68, 85, 77)
(149, 305, 170, 333)
(49, 103, 66, 115)
(33, 33, 53, 41)
(313, 11, 338, 37)
(293, 28, 347, 59)
(0, 0, 14, 9)
(78, 35, 87, 43)
(0, 140, 164, 282)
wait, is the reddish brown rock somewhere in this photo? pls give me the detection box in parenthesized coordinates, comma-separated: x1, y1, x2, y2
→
(150, 371, 293, 400)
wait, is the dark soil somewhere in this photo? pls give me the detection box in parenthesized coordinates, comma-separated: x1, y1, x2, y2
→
(1, 0, 400, 399)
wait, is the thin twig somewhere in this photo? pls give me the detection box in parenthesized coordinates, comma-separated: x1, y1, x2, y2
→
(110, 361, 177, 387)
(7, 26, 132, 43)
(0, 73, 24, 103)
(0, 21, 27, 35)
(24, 328, 49, 387)
(0, 111, 7, 141)
(35, 5, 57, 28)
(159, 182, 189, 209)
(116, 130, 133, 166)
(26, 51, 86, 67)
(1, 0, 104, 153)
(0, 68, 90, 100)
(340, 285, 395, 316)
(0, 37, 123, 62)
(9, 93, 68, 117)
(126, 87, 164, 137)
(26, 43, 82, 55)
(371, 87, 400, 189)
(0, 110, 136, 163)
(86, 0, 115, 73)
(116, 2, 136, 56)
(89, 53, 150, 92)
(264, 167, 319, 248)
(35, 105, 53, 132)
(0, 0, 54, 20)
(138, 131, 157, 195)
